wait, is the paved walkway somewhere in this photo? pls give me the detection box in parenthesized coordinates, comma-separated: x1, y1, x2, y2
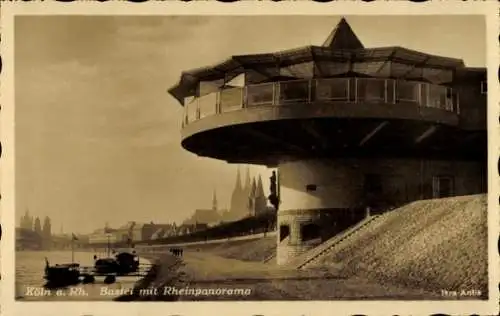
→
(173, 251, 442, 301)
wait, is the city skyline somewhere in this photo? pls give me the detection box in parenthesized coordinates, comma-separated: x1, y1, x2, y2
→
(16, 166, 271, 234)
(15, 15, 486, 234)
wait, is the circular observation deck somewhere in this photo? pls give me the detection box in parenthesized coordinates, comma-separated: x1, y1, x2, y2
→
(179, 77, 484, 166)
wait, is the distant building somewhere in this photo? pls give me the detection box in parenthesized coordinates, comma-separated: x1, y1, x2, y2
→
(112, 223, 132, 243)
(229, 168, 268, 218)
(183, 209, 222, 226)
(248, 175, 267, 216)
(183, 170, 270, 228)
(184, 190, 227, 226)
(176, 223, 208, 236)
(88, 228, 118, 244)
(229, 168, 248, 219)
(148, 223, 177, 240)
(20, 209, 34, 231)
(129, 222, 144, 241)
(42, 216, 52, 240)
(150, 228, 164, 240)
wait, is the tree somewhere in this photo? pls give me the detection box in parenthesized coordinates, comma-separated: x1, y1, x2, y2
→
(268, 171, 280, 211)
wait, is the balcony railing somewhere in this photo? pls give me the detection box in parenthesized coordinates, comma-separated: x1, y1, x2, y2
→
(183, 78, 458, 126)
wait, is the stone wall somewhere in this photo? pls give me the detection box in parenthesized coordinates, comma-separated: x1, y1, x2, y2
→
(275, 157, 485, 265)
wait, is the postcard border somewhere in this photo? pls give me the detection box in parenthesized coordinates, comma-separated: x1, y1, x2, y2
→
(1, 1, 499, 316)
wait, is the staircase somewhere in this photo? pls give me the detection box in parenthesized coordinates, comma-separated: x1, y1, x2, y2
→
(292, 215, 381, 269)
(262, 250, 276, 263)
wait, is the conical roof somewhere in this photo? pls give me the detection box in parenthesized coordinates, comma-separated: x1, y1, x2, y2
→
(234, 167, 242, 192)
(249, 178, 257, 197)
(244, 167, 251, 192)
(322, 17, 364, 50)
(169, 16, 465, 104)
(256, 175, 265, 198)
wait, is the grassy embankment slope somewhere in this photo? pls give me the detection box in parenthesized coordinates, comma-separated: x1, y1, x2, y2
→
(123, 194, 487, 300)
(203, 237, 276, 262)
(310, 194, 488, 296)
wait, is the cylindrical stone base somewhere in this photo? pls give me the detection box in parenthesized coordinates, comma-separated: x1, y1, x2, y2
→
(276, 159, 363, 265)
(274, 157, 484, 265)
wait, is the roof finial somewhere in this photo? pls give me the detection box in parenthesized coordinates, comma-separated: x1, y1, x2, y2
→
(323, 17, 364, 50)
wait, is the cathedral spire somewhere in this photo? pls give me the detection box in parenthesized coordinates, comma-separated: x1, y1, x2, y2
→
(257, 175, 265, 199)
(244, 167, 251, 191)
(323, 17, 364, 50)
(235, 167, 242, 192)
(250, 177, 257, 197)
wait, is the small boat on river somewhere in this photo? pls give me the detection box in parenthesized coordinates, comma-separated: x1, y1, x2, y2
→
(43, 251, 147, 287)
(44, 259, 81, 287)
(94, 252, 140, 276)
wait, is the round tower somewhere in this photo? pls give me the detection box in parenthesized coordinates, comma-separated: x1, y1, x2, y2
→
(168, 18, 487, 265)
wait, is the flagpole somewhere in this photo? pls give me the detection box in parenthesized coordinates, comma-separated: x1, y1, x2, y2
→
(106, 234, 110, 257)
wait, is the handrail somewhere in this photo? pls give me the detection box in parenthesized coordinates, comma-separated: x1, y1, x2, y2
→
(293, 215, 381, 269)
(184, 77, 457, 125)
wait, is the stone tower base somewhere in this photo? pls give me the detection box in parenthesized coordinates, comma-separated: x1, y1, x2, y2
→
(275, 158, 484, 265)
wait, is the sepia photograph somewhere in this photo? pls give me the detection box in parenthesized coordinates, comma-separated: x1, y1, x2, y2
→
(1, 2, 499, 316)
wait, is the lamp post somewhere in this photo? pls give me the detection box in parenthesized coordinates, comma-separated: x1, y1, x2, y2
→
(106, 233, 112, 257)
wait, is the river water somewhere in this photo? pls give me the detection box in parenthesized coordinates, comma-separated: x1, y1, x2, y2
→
(16, 250, 151, 301)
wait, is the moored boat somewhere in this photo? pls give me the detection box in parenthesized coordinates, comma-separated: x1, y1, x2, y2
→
(43, 258, 81, 287)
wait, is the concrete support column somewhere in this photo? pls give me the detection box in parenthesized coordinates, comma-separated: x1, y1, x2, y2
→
(275, 159, 363, 265)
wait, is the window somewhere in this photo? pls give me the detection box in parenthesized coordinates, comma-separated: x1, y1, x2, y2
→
(306, 184, 317, 192)
(481, 81, 487, 95)
(315, 78, 349, 101)
(279, 224, 290, 242)
(185, 100, 199, 123)
(219, 87, 243, 112)
(356, 78, 386, 102)
(300, 223, 321, 242)
(432, 176, 454, 198)
(246, 83, 275, 106)
(396, 80, 419, 102)
(278, 80, 310, 104)
(364, 174, 383, 195)
(198, 93, 217, 119)
(427, 85, 447, 109)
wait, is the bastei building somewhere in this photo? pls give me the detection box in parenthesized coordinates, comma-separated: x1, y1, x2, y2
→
(168, 18, 486, 265)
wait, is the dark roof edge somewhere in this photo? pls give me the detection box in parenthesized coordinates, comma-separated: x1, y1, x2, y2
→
(168, 46, 467, 104)
(463, 67, 486, 72)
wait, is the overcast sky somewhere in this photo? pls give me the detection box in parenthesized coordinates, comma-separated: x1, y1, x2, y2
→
(14, 15, 485, 234)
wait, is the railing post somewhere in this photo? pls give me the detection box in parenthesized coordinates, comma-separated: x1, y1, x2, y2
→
(308, 80, 312, 103)
(384, 79, 388, 103)
(196, 98, 200, 120)
(273, 83, 279, 106)
(426, 84, 430, 107)
(452, 88, 455, 112)
(446, 87, 453, 112)
(242, 86, 246, 109)
(416, 83, 420, 105)
(392, 80, 396, 104)
(354, 78, 358, 103)
(346, 78, 350, 102)
(216, 91, 220, 114)
(182, 104, 187, 126)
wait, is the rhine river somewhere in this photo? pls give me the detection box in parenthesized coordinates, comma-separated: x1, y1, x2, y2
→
(16, 250, 151, 301)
